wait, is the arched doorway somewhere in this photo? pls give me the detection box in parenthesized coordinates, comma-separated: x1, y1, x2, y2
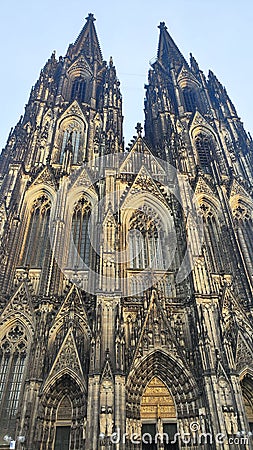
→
(140, 377, 178, 450)
(241, 375, 253, 432)
(54, 396, 72, 450)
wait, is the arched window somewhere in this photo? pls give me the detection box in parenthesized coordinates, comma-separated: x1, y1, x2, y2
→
(233, 202, 253, 282)
(22, 195, 51, 267)
(128, 206, 166, 270)
(195, 133, 214, 173)
(241, 375, 253, 433)
(71, 78, 86, 103)
(200, 203, 224, 273)
(0, 324, 28, 424)
(183, 87, 197, 112)
(60, 121, 82, 165)
(68, 197, 92, 269)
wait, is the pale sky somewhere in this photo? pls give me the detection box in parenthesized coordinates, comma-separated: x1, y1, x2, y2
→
(0, 0, 253, 149)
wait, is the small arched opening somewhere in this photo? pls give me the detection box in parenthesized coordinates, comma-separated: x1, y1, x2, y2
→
(241, 375, 253, 433)
(54, 396, 72, 450)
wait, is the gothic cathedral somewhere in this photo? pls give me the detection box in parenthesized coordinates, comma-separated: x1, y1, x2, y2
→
(0, 13, 253, 450)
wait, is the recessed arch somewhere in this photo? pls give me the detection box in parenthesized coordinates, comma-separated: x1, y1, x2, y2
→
(39, 373, 87, 450)
(240, 373, 253, 432)
(121, 192, 174, 236)
(126, 350, 199, 418)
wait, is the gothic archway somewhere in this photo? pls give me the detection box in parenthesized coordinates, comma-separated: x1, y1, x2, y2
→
(126, 350, 200, 449)
(36, 374, 86, 450)
(241, 375, 253, 432)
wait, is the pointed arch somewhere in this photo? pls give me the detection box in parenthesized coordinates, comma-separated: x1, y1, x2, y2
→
(20, 195, 51, 267)
(52, 102, 88, 164)
(140, 376, 176, 420)
(240, 373, 253, 432)
(0, 319, 33, 436)
(128, 205, 166, 270)
(197, 195, 226, 273)
(126, 350, 199, 418)
(67, 195, 92, 270)
(38, 373, 86, 450)
(231, 198, 253, 283)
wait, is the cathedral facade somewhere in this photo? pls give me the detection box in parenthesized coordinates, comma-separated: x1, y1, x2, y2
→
(0, 13, 253, 450)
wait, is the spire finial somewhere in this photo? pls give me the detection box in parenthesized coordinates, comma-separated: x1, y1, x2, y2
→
(135, 123, 143, 137)
(85, 13, 96, 22)
(158, 21, 167, 31)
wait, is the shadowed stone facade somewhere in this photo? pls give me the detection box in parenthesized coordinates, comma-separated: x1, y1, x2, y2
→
(0, 13, 253, 450)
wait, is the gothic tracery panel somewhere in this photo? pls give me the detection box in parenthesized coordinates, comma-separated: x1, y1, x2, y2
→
(67, 196, 92, 270)
(0, 324, 29, 423)
(128, 206, 166, 270)
(21, 195, 51, 268)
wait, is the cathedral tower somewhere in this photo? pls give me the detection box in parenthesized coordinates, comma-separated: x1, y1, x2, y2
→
(0, 14, 253, 450)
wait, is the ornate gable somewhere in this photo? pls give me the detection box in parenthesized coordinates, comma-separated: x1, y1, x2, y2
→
(120, 137, 166, 182)
(229, 178, 252, 202)
(101, 355, 114, 382)
(131, 291, 187, 365)
(0, 281, 35, 329)
(190, 110, 213, 132)
(49, 284, 91, 338)
(44, 328, 85, 389)
(194, 174, 217, 199)
(59, 100, 87, 124)
(177, 64, 200, 86)
(67, 55, 93, 78)
(69, 165, 97, 195)
(235, 332, 253, 373)
(29, 165, 57, 190)
(120, 165, 168, 209)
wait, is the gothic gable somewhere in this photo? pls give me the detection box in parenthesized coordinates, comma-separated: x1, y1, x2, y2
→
(229, 178, 252, 203)
(120, 165, 168, 209)
(49, 284, 91, 339)
(177, 64, 200, 86)
(44, 328, 85, 390)
(194, 174, 218, 200)
(131, 291, 187, 366)
(29, 165, 57, 190)
(190, 110, 214, 133)
(59, 100, 87, 125)
(0, 281, 35, 329)
(67, 54, 93, 78)
(235, 332, 253, 373)
(69, 165, 97, 195)
(120, 136, 166, 182)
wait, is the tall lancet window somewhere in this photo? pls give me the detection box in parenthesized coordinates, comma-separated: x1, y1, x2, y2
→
(60, 122, 82, 165)
(200, 203, 224, 273)
(71, 77, 86, 103)
(234, 203, 253, 281)
(0, 324, 28, 420)
(68, 197, 92, 269)
(183, 87, 197, 112)
(22, 195, 51, 267)
(195, 132, 214, 174)
(128, 206, 166, 270)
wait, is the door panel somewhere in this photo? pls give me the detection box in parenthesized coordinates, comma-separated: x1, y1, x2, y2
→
(54, 426, 70, 450)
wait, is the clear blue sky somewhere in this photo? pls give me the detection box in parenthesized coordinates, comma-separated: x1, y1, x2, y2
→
(0, 0, 253, 149)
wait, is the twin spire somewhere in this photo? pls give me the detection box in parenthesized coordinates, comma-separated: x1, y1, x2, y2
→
(67, 13, 188, 70)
